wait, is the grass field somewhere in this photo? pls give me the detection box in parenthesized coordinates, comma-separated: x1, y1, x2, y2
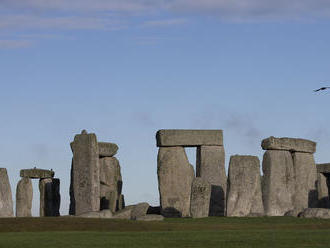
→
(0, 217, 330, 247)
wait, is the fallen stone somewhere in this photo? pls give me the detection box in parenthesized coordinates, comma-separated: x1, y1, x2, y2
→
(299, 208, 330, 219)
(262, 150, 295, 216)
(39, 178, 61, 217)
(156, 129, 223, 147)
(113, 206, 134, 219)
(157, 147, 194, 217)
(292, 152, 318, 212)
(136, 215, 164, 221)
(131, 202, 150, 220)
(77, 209, 113, 218)
(16, 178, 33, 217)
(190, 178, 211, 218)
(261, 136, 316, 153)
(98, 142, 118, 157)
(20, 168, 54, 179)
(0, 168, 13, 217)
(196, 145, 226, 216)
(71, 131, 100, 215)
(284, 209, 301, 217)
(227, 155, 264, 217)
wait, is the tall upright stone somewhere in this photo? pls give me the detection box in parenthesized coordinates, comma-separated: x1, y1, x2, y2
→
(69, 159, 75, 215)
(158, 147, 194, 217)
(190, 178, 211, 218)
(262, 150, 295, 216)
(16, 178, 33, 217)
(0, 168, 13, 217)
(71, 130, 100, 215)
(293, 152, 318, 211)
(39, 178, 60, 217)
(316, 164, 330, 208)
(227, 155, 264, 217)
(196, 146, 226, 216)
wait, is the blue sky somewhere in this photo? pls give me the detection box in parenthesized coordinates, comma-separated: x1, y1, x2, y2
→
(1, 0, 330, 215)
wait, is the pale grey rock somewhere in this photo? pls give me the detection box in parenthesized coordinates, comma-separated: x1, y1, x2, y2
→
(77, 209, 113, 218)
(261, 136, 316, 153)
(136, 215, 164, 221)
(317, 172, 330, 208)
(131, 202, 150, 220)
(262, 150, 295, 216)
(39, 178, 60, 217)
(196, 145, 226, 216)
(16, 178, 33, 217)
(0, 168, 13, 217)
(156, 129, 223, 147)
(99, 209, 113, 218)
(98, 142, 118, 157)
(113, 206, 134, 219)
(190, 178, 211, 218)
(299, 208, 330, 219)
(71, 131, 100, 215)
(158, 147, 194, 217)
(20, 168, 54, 179)
(227, 155, 264, 217)
(293, 152, 318, 212)
(284, 209, 301, 217)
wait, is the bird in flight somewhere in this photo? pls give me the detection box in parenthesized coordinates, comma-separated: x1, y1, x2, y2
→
(314, 87, 330, 92)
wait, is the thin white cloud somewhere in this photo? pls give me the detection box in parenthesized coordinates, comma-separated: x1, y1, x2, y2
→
(142, 18, 187, 27)
(0, 39, 33, 49)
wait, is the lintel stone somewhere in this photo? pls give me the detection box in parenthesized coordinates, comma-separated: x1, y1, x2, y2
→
(261, 136, 316, 153)
(156, 129, 223, 147)
(98, 142, 118, 157)
(20, 168, 54, 179)
(317, 163, 330, 174)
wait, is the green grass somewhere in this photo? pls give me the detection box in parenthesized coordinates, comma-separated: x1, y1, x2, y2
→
(0, 217, 330, 247)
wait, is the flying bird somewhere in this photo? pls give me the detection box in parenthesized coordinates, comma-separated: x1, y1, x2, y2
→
(314, 87, 330, 92)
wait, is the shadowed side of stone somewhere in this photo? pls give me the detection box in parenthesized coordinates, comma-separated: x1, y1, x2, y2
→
(227, 155, 264, 217)
(0, 168, 13, 217)
(299, 208, 330, 219)
(39, 178, 61, 217)
(261, 136, 316, 153)
(16, 178, 33, 217)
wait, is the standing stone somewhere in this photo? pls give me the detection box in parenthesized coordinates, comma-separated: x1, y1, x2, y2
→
(196, 146, 226, 216)
(190, 178, 211, 218)
(0, 168, 13, 217)
(158, 147, 194, 217)
(262, 150, 295, 216)
(317, 172, 330, 208)
(16, 178, 33, 217)
(39, 178, 60, 217)
(292, 152, 318, 212)
(69, 159, 75, 215)
(227, 155, 264, 217)
(117, 194, 125, 211)
(72, 131, 100, 215)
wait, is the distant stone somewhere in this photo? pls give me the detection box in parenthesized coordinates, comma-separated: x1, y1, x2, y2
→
(69, 160, 75, 215)
(16, 178, 33, 217)
(316, 163, 330, 174)
(317, 171, 330, 208)
(113, 206, 134, 219)
(39, 178, 61, 217)
(292, 152, 318, 212)
(131, 202, 150, 220)
(20, 168, 54, 179)
(136, 215, 164, 221)
(156, 129, 223, 147)
(299, 208, 330, 219)
(158, 147, 194, 217)
(117, 194, 125, 211)
(261, 136, 316, 153)
(72, 132, 100, 215)
(227, 155, 264, 217)
(98, 142, 118, 157)
(81, 130, 88, 134)
(262, 150, 295, 216)
(0, 168, 13, 217)
(77, 210, 113, 218)
(196, 146, 226, 216)
(190, 178, 211, 218)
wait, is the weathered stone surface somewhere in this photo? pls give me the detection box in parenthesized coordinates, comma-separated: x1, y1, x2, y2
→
(190, 178, 211, 218)
(299, 208, 330, 219)
(158, 147, 194, 217)
(317, 172, 330, 208)
(196, 146, 226, 216)
(0, 168, 13, 217)
(113, 206, 134, 219)
(39, 178, 60, 217)
(98, 142, 118, 157)
(156, 129, 223, 147)
(20, 168, 54, 179)
(71, 131, 100, 215)
(262, 150, 295, 216)
(136, 215, 164, 221)
(317, 163, 330, 174)
(77, 210, 113, 218)
(261, 136, 316, 153)
(131, 202, 149, 220)
(99, 157, 122, 189)
(293, 152, 318, 212)
(16, 178, 33, 217)
(227, 155, 264, 217)
(117, 194, 125, 211)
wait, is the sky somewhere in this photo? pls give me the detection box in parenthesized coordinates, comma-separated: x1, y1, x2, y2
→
(1, 0, 330, 216)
